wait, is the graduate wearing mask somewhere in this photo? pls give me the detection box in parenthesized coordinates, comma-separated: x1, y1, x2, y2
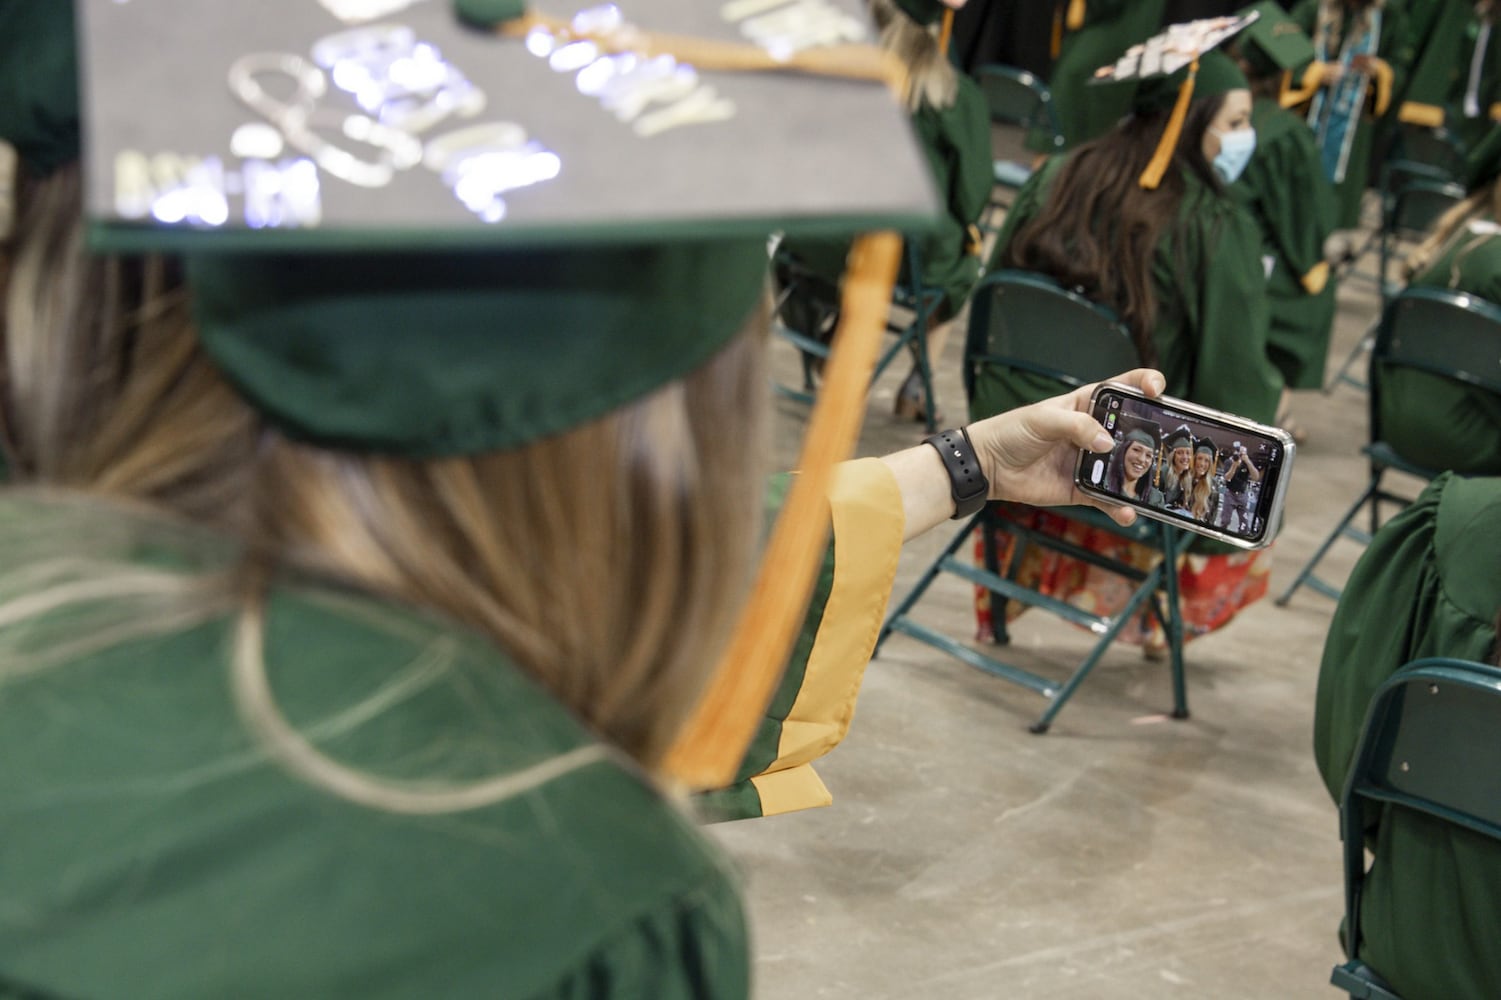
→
(1230, 2, 1339, 432)
(0, 1, 1166, 994)
(974, 16, 1281, 654)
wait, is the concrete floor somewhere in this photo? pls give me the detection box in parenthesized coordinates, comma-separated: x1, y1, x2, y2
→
(711, 209, 1414, 997)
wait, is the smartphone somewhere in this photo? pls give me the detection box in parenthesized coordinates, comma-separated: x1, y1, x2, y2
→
(1074, 383, 1295, 550)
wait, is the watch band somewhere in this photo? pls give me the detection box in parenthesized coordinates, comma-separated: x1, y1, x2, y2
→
(923, 427, 990, 519)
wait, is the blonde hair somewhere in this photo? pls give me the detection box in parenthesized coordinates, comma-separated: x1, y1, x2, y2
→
(1, 166, 770, 811)
(868, 0, 959, 112)
(1404, 181, 1501, 281)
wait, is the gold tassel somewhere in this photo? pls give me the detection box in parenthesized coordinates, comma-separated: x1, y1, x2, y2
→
(1369, 56, 1393, 117)
(663, 233, 903, 789)
(1300, 261, 1330, 295)
(1066, 0, 1086, 31)
(1279, 61, 1325, 109)
(1050, 4, 1064, 58)
(938, 8, 955, 57)
(1139, 57, 1198, 191)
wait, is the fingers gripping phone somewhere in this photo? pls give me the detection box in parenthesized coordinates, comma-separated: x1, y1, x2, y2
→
(1074, 384, 1295, 550)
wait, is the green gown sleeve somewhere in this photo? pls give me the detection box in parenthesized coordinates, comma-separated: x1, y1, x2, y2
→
(1313, 472, 1501, 1000)
(699, 459, 905, 821)
(1154, 192, 1283, 424)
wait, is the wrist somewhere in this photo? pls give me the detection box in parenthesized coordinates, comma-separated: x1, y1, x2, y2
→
(924, 427, 990, 519)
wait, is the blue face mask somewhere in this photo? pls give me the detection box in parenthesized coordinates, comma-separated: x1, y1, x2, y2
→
(1211, 126, 1257, 184)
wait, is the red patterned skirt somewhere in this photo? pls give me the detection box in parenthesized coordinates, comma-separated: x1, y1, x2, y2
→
(972, 508, 1272, 650)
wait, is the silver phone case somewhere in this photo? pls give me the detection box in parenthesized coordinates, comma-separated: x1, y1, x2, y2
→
(1072, 383, 1296, 551)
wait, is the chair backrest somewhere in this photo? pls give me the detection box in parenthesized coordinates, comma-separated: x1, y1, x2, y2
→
(963, 269, 1138, 404)
(1384, 125, 1466, 188)
(1339, 658, 1501, 965)
(1370, 288, 1501, 427)
(974, 64, 1063, 151)
(1386, 178, 1467, 240)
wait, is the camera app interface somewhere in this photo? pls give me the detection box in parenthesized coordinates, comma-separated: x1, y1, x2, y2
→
(1081, 391, 1283, 542)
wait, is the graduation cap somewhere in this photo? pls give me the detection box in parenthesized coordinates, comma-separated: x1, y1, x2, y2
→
(1114, 415, 1162, 453)
(1090, 12, 1257, 190)
(1164, 424, 1194, 453)
(1194, 436, 1218, 457)
(24, 0, 943, 788)
(1232, 1, 1323, 107)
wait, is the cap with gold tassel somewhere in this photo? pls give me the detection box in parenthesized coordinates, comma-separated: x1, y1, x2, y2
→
(1089, 12, 1258, 190)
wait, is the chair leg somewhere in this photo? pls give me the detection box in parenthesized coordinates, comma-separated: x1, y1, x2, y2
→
(1156, 527, 1189, 720)
(1029, 565, 1162, 734)
(1275, 477, 1381, 606)
(1324, 328, 1375, 394)
(980, 513, 1011, 646)
(876, 512, 983, 656)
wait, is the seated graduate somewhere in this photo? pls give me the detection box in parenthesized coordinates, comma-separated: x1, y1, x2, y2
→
(973, 15, 1283, 653)
(0, 3, 1168, 994)
(1384, 126, 1501, 476)
(1315, 472, 1501, 1000)
(1227, 2, 1338, 441)
(777, 0, 991, 425)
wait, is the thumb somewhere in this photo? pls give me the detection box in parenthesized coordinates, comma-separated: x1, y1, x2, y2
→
(1026, 407, 1113, 453)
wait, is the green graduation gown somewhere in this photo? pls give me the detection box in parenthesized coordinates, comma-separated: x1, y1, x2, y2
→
(1314, 472, 1501, 1000)
(1396, 3, 1501, 151)
(1235, 96, 1339, 389)
(0, 502, 750, 999)
(1376, 223, 1501, 475)
(780, 73, 992, 319)
(1039, 0, 1167, 152)
(1295, 0, 1415, 229)
(977, 156, 1283, 424)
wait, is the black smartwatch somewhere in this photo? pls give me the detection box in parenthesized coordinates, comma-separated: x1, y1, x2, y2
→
(923, 427, 990, 519)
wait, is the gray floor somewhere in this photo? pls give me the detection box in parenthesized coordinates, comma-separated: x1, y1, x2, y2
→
(712, 220, 1410, 997)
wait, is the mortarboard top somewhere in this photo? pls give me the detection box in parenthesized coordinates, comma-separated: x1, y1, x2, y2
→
(1233, 1, 1315, 79)
(1114, 414, 1163, 452)
(1164, 425, 1194, 452)
(1194, 436, 1217, 456)
(1090, 12, 1256, 190)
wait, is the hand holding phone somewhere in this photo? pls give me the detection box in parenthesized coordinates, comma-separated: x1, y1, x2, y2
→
(1073, 384, 1294, 549)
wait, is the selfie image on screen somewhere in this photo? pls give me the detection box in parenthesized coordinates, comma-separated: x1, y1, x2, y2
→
(1079, 390, 1285, 543)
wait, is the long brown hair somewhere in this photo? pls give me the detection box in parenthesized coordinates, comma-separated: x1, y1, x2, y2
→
(2, 165, 769, 802)
(1001, 96, 1227, 365)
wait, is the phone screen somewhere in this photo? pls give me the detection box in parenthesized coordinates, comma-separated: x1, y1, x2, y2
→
(1080, 388, 1286, 545)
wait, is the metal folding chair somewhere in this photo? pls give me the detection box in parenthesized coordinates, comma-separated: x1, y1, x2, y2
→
(1283, 287, 1501, 604)
(1330, 658, 1501, 999)
(876, 270, 1188, 733)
